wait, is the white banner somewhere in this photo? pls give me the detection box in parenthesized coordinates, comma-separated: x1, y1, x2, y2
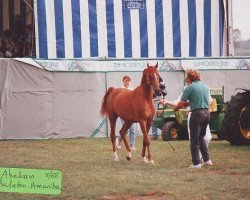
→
(33, 59, 181, 72)
(181, 58, 250, 70)
(11, 58, 250, 72)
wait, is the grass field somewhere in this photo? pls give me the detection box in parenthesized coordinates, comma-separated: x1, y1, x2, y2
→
(0, 136, 249, 200)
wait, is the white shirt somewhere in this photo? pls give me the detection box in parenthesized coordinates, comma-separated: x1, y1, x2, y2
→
(121, 85, 133, 90)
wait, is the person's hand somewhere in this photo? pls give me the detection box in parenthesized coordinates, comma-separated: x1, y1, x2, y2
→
(183, 102, 190, 107)
(159, 99, 166, 105)
(173, 106, 179, 112)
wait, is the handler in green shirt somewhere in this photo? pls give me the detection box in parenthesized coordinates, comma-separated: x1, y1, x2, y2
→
(174, 69, 213, 168)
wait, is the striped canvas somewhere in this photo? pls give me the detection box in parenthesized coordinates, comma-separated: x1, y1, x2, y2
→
(34, 0, 226, 59)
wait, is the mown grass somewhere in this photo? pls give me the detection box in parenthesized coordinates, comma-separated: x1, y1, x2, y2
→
(0, 136, 249, 200)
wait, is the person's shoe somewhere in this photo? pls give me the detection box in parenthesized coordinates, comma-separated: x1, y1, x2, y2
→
(116, 138, 122, 150)
(151, 135, 158, 140)
(203, 159, 213, 166)
(189, 164, 202, 169)
(130, 145, 136, 151)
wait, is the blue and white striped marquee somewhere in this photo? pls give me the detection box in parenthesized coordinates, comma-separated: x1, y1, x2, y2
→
(34, 0, 226, 59)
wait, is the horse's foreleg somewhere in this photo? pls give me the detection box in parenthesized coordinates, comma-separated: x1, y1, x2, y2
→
(120, 121, 133, 161)
(139, 122, 148, 163)
(109, 116, 119, 161)
(146, 119, 154, 164)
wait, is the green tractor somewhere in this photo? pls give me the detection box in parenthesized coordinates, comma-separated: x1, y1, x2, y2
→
(154, 87, 226, 141)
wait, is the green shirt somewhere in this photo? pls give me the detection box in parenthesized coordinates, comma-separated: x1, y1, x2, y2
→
(181, 81, 209, 111)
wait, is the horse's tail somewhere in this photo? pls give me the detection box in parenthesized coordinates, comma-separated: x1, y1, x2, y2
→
(100, 87, 115, 117)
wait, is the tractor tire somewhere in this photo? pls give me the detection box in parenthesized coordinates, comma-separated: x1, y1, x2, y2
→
(161, 121, 180, 141)
(223, 91, 250, 145)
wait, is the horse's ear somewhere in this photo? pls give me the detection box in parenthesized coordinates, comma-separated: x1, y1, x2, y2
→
(155, 62, 158, 69)
(147, 63, 149, 68)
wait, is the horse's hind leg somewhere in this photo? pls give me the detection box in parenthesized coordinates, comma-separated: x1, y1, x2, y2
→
(109, 116, 119, 161)
(120, 121, 133, 161)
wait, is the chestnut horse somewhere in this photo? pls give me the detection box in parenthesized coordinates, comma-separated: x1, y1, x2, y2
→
(100, 63, 160, 163)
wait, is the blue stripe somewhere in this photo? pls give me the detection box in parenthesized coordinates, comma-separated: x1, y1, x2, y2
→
(171, 0, 181, 57)
(9, 0, 14, 30)
(122, 8, 132, 57)
(106, 0, 116, 57)
(204, 0, 211, 56)
(37, 0, 48, 58)
(139, 1, 148, 57)
(72, 0, 82, 58)
(0, 0, 3, 35)
(54, 0, 65, 58)
(155, 0, 164, 57)
(188, 0, 197, 57)
(88, 0, 98, 57)
(219, 0, 224, 56)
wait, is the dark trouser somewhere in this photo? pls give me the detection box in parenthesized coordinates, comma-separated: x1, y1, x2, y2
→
(189, 109, 210, 165)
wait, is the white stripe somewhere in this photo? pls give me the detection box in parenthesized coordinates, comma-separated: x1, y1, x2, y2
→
(196, 0, 204, 57)
(179, 0, 189, 57)
(162, 0, 173, 58)
(211, 0, 220, 56)
(222, 14, 227, 56)
(96, 0, 108, 57)
(146, 0, 156, 58)
(130, 10, 141, 58)
(62, 0, 74, 59)
(34, 0, 39, 58)
(45, 1, 56, 58)
(80, 0, 90, 58)
(114, 1, 124, 58)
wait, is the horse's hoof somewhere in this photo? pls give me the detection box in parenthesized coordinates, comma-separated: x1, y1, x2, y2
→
(149, 160, 155, 164)
(126, 156, 131, 161)
(126, 152, 132, 161)
(143, 157, 148, 163)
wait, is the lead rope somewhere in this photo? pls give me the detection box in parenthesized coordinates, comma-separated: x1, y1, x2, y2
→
(167, 140, 175, 151)
(156, 102, 175, 151)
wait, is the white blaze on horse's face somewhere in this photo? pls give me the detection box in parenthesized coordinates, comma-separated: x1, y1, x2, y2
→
(150, 72, 160, 91)
(145, 64, 160, 90)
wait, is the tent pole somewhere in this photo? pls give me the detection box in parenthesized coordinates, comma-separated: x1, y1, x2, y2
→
(226, 0, 234, 56)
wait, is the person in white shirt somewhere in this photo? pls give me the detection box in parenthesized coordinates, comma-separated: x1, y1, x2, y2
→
(116, 75, 137, 150)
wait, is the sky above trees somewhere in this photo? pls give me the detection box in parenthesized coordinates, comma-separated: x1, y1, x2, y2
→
(233, 0, 250, 40)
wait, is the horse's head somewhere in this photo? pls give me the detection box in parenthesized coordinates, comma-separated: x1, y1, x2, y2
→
(142, 63, 160, 91)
